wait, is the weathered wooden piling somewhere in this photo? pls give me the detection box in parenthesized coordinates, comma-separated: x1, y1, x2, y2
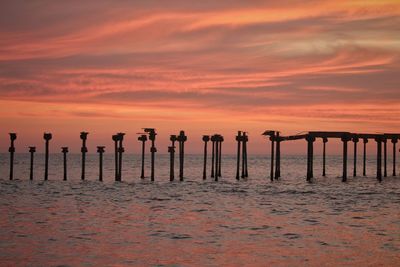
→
(383, 138, 387, 177)
(322, 137, 328, 176)
(211, 135, 216, 178)
(341, 134, 351, 182)
(376, 137, 382, 182)
(112, 134, 119, 181)
(9, 133, 16, 180)
(97, 146, 105, 181)
(144, 128, 157, 181)
(117, 133, 125, 181)
(235, 131, 242, 180)
(62, 147, 68, 181)
(306, 134, 315, 182)
(218, 135, 223, 178)
(138, 134, 147, 179)
(363, 138, 368, 176)
(392, 138, 398, 176)
(29, 146, 35, 180)
(214, 135, 219, 181)
(178, 131, 187, 181)
(241, 133, 246, 179)
(43, 133, 52, 181)
(202, 135, 210, 180)
(80, 132, 88, 180)
(353, 136, 359, 177)
(243, 133, 249, 178)
(168, 146, 175, 181)
(275, 132, 281, 180)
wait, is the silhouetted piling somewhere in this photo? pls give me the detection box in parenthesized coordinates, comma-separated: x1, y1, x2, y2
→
(62, 147, 68, 181)
(112, 134, 119, 181)
(376, 137, 382, 182)
(392, 138, 398, 176)
(29, 146, 35, 180)
(363, 138, 368, 176)
(341, 135, 350, 182)
(235, 131, 242, 180)
(9, 133, 16, 180)
(144, 128, 157, 181)
(214, 135, 219, 181)
(177, 131, 187, 181)
(138, 134, 147, 179)
(353, 136, 359, 177)
(168, 146, 175, 181)
(306, 135, 315, 182)
(211, 135, 216, 178)
(117, 133, 125, 181)
(383, 138, 387, 177)
(80, 132, 88, 180)
(241, 133, 246, 179)
(243, 133, 249, 178)
(202, 135, 210, 180)
(270, 134, 275, 181)
(275, 132, 281, 180)
(218, 135, 223, 178)
(97, 146, 105, 181)
(322, 137, 328, 176)
(43, 133, 52, 181)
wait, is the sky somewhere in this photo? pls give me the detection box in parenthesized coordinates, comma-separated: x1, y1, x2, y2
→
(0, 0, 399, 154)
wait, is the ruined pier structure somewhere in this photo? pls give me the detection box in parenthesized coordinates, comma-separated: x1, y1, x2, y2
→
(263, 131, 399, 182)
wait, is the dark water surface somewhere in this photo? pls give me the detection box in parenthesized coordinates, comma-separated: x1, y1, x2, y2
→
(1, 154, 399, 266)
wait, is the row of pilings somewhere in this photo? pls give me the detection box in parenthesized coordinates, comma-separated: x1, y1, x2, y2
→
(4, 130, 399, 182)
(263, 131, 399, 183)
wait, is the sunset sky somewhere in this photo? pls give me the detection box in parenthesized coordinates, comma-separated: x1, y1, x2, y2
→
(0, 0, 399, 154)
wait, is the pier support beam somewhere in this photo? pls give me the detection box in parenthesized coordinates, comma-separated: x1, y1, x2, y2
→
(322, 137, 328, 176)
(117, 133, 125, 181)
(138, 134, 147, 179)
(62, 147, 68, 181)
(211, 135, 216, 178)
(353, 136, 359, 177)
(306, 135, 315, 182)
(112, 134, 119, 181)
(202, 135, 210, 180)
(80, 132, 88, 180)
(29, 147, 35, 180)
(9, 133, 16, 180)
(270, 135, 275, 181)
(214, 135, 219, 181)
(236, 131, 242, 180)
(218, 136, 223, 178)
(341, 135, 351, 182)
(392, 138, 398, 176)
(43, 133, 52, 181)
(275, 132, 281, 180)
(383, 138, 387, 177)
(144, 128, 157, 181)
(244, 133, 248, 178)
(168, 146, 175, 181)
(97, 146, 105, 181)
(363, 138, 368, 176)
(375, 137, 383, 182)
(178, 131, 187, 181)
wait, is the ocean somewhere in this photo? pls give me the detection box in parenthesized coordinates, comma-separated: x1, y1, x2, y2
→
(0, 153, 399, 266)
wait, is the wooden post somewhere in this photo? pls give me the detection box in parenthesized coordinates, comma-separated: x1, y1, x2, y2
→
(97, 146, 105, 181)
(62, 147, 68, 181)
(341, 135, 350, 182)
(236, 131, 242, 180)
(178, 131, 187, 181)
(9, 133, 16, 180)
(117, 133, 125, 181)
(322, 137, 328, 176)
(392, 138, 398, 176)
(168, 146, 175, 181)
(275, 132, 281, 180)
(241, 133, 246, 179)
(202, 135, 209, 180)
(214, 135, 220, 181)
(383, 138, 387, 177)
(376, 137, 382, 182)
(353, 136, 359, 177)
(218, 136, 223, 178)
(29, 146, 35, 180)
(363, 138, 368, 176)
(112, 134, 119, 181)
(138, 134, 147, 179)
(306, 135, 315, 182)
(80, 132, 88, 180)
(244, 133, 248, 178)
(144, 128, 157, 182)
(270, 134, 275, 181)
(43, 133, 52, 181)
(211, 135, 216, 178)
